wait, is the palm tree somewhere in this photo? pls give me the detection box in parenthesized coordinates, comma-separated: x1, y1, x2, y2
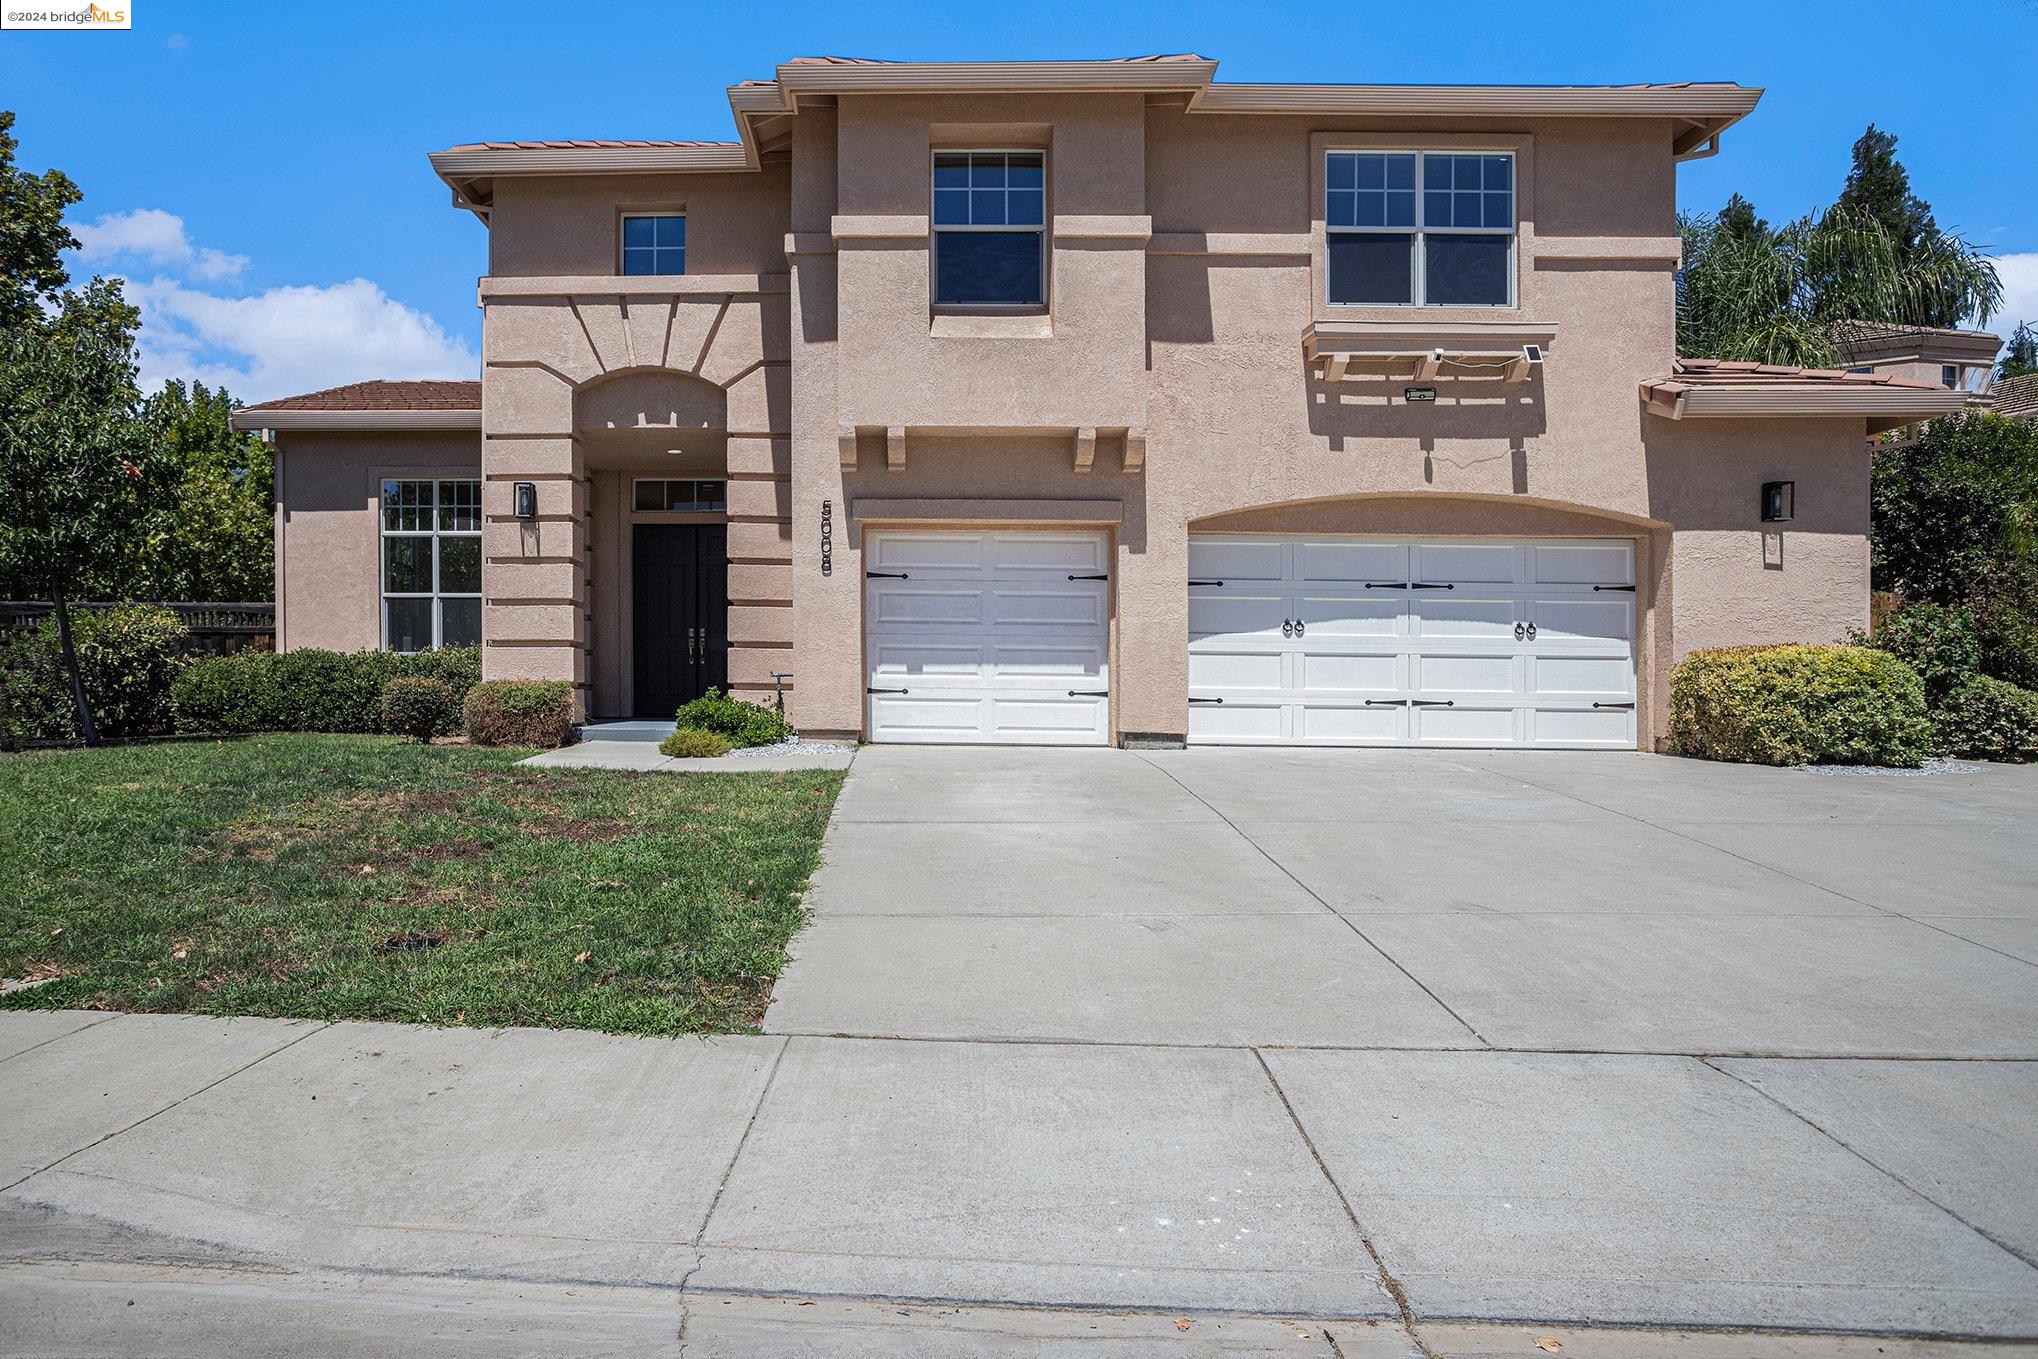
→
(1677, 205, 2001, 368)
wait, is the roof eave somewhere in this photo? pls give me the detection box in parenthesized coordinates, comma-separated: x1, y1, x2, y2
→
(230, 409, 483, 433)
(1640, 382, 1970, 422)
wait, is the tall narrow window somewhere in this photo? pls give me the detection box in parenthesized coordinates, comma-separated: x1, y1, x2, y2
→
(1326, 151, 1514, 307)
(381, 479, 481, 652)
(932, 151, 1046, 305)
(621, 214, 685, 276)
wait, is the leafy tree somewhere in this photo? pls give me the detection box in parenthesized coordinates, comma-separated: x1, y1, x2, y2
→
(1836, 126, 1940, 257)
(1870, 412, 2038, 606)
(0, 286, 171, 745)
(1998, 321, 2038, 382)
(1717, 192, 1770, 243)
(0, 110, 81, 335)
(128, 381, 275, 601)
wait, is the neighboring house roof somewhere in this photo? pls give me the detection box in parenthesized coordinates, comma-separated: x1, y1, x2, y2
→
(430, 54, 1761, 217)
(230, 380, 482, 432)
(1832, 319, 2002, 373)
(1990, 372, 2038, 420)
(1640, 358, 1970, 429)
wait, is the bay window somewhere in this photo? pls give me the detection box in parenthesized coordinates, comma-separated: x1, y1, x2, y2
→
(381, 479, 481, 652)
(1326, 151, 1515, 307)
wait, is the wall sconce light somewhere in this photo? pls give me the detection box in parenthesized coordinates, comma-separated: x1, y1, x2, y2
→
(513, 482, 538, 519)
(1760, 480, 1795, 523)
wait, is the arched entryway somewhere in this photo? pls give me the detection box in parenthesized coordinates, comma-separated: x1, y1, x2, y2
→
(1182, 494, 1668, 749)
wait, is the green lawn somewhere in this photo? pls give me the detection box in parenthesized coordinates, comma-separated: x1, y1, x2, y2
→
(0, 734, 843, 1036)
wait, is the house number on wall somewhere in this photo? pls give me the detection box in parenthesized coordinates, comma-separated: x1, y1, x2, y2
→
(820, 499, 832, 576)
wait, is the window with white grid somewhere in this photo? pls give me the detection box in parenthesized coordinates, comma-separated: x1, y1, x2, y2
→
(1326, 151, 1515, 307)
(380, 479, 481, 653)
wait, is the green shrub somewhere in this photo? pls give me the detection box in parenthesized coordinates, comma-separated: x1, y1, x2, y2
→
(170, 646, 480, 735)
(380, 676, 458, 743)
(673, 687, 793, 748)
(1934, 676, 2038, 761)
(1669, 644, 1933, 768)
(1, 606, 190, 743)
(463, 679, 574, 748)
(659, 727, 732, 759)
(1970, 561, 2038, 690)
(1863, 603, 1980, 704)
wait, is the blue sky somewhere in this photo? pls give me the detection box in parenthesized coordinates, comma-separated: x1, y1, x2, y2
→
(3, 0, 2033, 400)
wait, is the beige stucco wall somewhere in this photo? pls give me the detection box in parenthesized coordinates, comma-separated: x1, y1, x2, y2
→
(436, 87, 1881, 747)
(274, 431, 481, 654)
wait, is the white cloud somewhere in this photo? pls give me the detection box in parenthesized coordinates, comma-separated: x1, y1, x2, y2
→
(71, 208, 247, 282)
(1986, 252, 2038, 344)
(126, 277, 478, 403)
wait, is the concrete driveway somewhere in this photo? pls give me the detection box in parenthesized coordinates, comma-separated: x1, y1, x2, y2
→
(4, 748, 2035, 1354)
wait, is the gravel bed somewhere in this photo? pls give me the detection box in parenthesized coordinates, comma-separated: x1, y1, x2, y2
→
(1798, 758, 1984, 778)
(724, 737, 805, 759)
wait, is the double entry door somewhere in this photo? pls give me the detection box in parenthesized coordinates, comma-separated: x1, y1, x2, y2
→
(632, 524, 728, 719)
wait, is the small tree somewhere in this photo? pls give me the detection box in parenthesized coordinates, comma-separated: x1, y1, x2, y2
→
(1999, 322, 2038, 383)
(0, 285, 169, 745)
(129, 380, 275, 601)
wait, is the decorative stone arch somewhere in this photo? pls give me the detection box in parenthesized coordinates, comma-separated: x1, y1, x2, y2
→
(572, 365, 729, 434)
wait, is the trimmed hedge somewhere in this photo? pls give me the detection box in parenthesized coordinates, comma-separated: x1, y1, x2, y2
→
(463, 679, 574, 748)
(380, 676, 459, 743)
(170, 647, 480, 735)
(673, 687, 793, 748)
(1669, 645, 1933, 768)
(1934, 676, 2038, 762)
(1, 606, 190, 743)
(659, 727, 732, 759)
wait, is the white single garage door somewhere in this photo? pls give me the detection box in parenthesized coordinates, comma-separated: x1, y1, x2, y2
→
(1188, 535, 1637, 748)
(865, 530, 1110, 745)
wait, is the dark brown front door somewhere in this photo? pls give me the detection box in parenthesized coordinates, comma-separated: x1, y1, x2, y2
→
(632, 524, 728, 719)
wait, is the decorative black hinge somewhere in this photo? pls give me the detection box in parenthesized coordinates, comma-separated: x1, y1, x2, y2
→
(1067, 573, 1109, 581)
(1592, 584, 1637, 592)
(866, 687, 907, 694)
(1408, 698, 1456, 707)
(1188, 579, 1225, 587)
(865, 571, 909, 579)
(1187, 696, 1224, 705)
(1364, 582, 1405, 589)
(1407, 582, 1456, 590)
(1068, 689, 1109, 698)
(1592, 701, 1636, 710)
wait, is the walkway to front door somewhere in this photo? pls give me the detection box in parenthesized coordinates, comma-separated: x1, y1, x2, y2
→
(632, 523, 728, 719)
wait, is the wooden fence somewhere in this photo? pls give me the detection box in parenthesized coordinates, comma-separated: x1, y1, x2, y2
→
(2, 602, 275, 657)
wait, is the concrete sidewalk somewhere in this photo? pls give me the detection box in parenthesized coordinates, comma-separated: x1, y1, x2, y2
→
(2, 1011, 2035, 1355)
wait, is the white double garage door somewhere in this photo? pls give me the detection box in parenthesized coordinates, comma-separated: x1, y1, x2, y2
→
(863, 529, 1637, 749)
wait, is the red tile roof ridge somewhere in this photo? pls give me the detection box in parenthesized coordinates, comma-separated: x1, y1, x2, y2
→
(242, 379, 482, 413)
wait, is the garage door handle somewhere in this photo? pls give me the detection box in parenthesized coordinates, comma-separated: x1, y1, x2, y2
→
(1408, 582, 1455, 590)
(865, 571, 909, 579)
(866, 687, 907, 695)
(1068, 690, 1109, 698)
(1189, 579, 1225, 587)
(1067, 573, 1108, 581)
(1409, 699, 1456, 707)
(1593, 584, 1637, 592)
(1592, 702, 1635, 710)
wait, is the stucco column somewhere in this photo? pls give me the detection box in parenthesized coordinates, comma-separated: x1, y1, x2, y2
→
(480, 363, 589, 713)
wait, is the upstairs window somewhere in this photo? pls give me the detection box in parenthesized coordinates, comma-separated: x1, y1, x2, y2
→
(381, 479, 481, 653)
(621, 214, 685, 276)
(1326, 151, 1514, 307)
(932, 151, 1045, 306)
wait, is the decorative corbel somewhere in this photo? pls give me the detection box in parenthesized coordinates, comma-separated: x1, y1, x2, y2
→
(1122, 427, 1146, 474)
(1073, 426, 1097, 475)
(1324, 354, 1351, 383)
(838, 426, 859, 471)
(886, 425, 907, 474)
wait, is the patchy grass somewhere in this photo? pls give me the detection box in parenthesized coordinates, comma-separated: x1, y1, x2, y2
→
(0, 734, 843, 1036)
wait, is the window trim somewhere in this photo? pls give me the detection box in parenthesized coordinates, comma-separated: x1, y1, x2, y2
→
(618, 211, 687, 277)
(929, 147, 1049, 310)
(378, 477, 482, 653)
(1324, 149, 1517, 310)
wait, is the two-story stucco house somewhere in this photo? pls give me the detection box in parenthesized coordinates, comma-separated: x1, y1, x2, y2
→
(232, 55, 1969, 751)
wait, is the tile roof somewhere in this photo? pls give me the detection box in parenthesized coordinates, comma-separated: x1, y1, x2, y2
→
(1833, 319, 2001, 344)
(1668, 358, 1947, 390)
(1990, 372, 2038, 419)
(241, 380, 482, 413)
